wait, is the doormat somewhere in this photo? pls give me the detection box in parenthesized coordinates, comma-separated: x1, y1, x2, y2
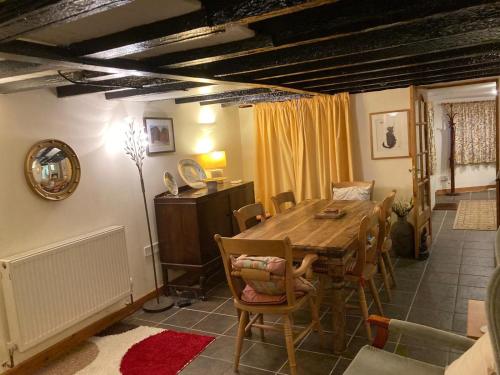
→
(433, 202, 458, 211)
(453, 200, 496, 230)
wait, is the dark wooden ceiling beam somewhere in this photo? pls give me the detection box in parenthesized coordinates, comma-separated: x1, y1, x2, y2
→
(267, 46, 500, 85)
(68, 0, 335, 59)
(56, 76, 179, 97)
(211, 92, 309, 106)
(144, 34, 275, 68)
(294, 60, 500, 90)
(233, 43, 500, 82)
(0, 70, 109, 93)
(178, 3, 500, 78)
(0, 0, 133, 42)
(104, 81, 212, 100)
(320, 67, 500, 95)
(174, 88, 271, 104)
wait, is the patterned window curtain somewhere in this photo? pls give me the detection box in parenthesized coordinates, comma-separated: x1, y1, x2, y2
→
(442, 101, 496, 165)
(427, 103, 437, 175)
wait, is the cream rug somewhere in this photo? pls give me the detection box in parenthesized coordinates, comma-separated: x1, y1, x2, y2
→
(453, 200, 497, 230)
(36, 326, 164, 375)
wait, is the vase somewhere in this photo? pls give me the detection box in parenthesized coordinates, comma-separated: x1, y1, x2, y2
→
(391, 215, 415, 258)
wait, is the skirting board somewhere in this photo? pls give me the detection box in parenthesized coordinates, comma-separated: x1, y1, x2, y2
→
(435, 184, 495, 195)
(4, 287, 163, 375)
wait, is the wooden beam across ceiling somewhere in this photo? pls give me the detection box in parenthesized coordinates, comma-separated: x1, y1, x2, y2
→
(176, 3, 500, 79)
(148, 0, 497, 69)
(0, 0, 133, 42)
(104, 81, 212, 100)
(67, 0, 336, 59)
(174, 88, 271, 104)
(56, 76, 179, 97)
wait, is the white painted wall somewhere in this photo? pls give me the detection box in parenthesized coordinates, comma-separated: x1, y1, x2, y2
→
(350, 88, 413, 201)
(0, 90, 243, 368)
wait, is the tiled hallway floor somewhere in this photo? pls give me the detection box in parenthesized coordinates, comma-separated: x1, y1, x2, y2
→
(125, 210, 496, 374)
(435, 188, 496, 204)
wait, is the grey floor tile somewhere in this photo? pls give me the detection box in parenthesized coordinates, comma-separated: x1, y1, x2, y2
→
(456, 285, 487, 300)
(299, 331, 335, 355)
(240, 342, 288, 372)
(422, 271, 459, 285)
(208, 283, 233, 298)
(181, 355, 233, 374)
(214, 299, 239, 317)
(432, 239, 463, 249)
(392, 277, 420, 292)
(164, 309, 208, 328)
(407, 307, 453, 330)
(462, 241, 494, 250)
(331, 358, 353, 374)
(188, 297, 229, 313)
(279, 349, 338, 375)
(458, 274, 490, 288)
(461, 248, 495, 258)
(459, 264, 495, 277)
(429, 254, 461, 265)
(454, 298, 469, 314)
(192, 313, 238, 334)
(427, 262, 460, 274)
(133, 306, 179, 323)
(452, 313, 467, 334)
(412, 294, 456, 313)
(380, 303, 409, 320)
(461, 256, 495, 267)
(202, 335, 251, 362)
(224, 364, 274, 375)
(320, 313, 363, 334)
(417, 282, 457, 298)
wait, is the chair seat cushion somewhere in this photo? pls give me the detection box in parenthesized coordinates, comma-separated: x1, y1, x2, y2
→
(232, 255, 315, 296)
(333, 186, 371, 200)
(344, 345, 444, 375)
(241, 284, 305, 305)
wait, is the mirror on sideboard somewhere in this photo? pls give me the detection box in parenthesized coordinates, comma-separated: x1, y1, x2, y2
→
(25, 139, 81, 201)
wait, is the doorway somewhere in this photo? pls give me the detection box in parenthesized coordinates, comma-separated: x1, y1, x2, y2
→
(419, 79, 499, 233)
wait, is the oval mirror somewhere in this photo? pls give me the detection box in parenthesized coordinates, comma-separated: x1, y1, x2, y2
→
(25, 139, 81, 201)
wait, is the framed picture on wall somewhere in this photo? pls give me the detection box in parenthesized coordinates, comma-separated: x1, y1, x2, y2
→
(370, 110, 410, 160)
(143, 117, 175, 155)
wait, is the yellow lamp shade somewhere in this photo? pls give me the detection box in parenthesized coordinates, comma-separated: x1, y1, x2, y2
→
(198, 151, 227, 169)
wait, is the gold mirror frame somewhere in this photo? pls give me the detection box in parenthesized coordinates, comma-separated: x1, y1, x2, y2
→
(25, 139, 81, 201)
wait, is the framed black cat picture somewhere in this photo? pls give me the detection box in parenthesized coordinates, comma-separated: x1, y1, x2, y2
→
(370, 110, 410, 160)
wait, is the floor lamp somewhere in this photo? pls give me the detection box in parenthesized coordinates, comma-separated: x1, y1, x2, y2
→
(124, 120, 174, 312)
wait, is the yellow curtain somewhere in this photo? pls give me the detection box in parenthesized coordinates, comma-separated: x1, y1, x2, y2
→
(254, 93, 353, 212)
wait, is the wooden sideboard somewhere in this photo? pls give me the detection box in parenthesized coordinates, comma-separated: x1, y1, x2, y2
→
(154, 181, 255, 299)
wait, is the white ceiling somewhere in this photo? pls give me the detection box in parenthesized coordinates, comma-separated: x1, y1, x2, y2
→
(427, 82, 498, 103)
(21, 0, 202, 46)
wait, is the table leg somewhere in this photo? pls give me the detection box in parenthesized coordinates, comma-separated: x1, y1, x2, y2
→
(330, 264, 346, 354)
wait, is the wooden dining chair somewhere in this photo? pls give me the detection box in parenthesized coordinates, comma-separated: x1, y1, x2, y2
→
(214, 235, 323, 375)
(331, 180, 375, 200)
(233, 202, 266, 232)
(317, 206, 384, 340)
(377, 190, 397, 300)
(271, 191, 296, 213)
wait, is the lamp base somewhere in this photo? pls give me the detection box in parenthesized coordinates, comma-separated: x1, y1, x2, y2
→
(142, 295, 174, 313)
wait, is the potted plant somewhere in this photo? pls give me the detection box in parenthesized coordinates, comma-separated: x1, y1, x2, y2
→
(391, 197, 415, 258)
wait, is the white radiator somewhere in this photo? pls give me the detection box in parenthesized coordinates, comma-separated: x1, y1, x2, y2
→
(0, 226, 131, 352)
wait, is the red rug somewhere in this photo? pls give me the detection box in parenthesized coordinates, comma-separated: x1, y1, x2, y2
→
(120, 330, 215, 375)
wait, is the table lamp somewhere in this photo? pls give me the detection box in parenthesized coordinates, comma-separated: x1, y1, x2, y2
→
(199, 151, 227, 180)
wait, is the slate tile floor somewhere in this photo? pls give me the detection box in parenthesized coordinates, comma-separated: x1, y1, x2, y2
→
(124, 209, 495, 374)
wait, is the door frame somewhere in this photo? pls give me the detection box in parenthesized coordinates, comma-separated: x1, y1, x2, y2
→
(417, 77, 500, 229)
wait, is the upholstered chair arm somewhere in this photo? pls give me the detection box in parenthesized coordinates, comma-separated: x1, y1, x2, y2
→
(368, 315, 475, 352)
(293, 254, 319, 278)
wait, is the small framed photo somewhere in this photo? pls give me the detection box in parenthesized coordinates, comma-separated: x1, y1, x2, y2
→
(143, 117, 175, 155)
(370, 110, 410, 160)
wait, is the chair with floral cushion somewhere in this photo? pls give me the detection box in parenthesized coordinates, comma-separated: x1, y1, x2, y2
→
(214, 235, 323, 375)
(344, 266, 500, 375)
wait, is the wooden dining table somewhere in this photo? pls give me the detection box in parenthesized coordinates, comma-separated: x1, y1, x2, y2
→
(233, 198, 377, 353)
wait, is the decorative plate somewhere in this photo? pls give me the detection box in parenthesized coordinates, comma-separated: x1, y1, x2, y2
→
(163, 171, 178, 195)
(177, 159, 207, 189)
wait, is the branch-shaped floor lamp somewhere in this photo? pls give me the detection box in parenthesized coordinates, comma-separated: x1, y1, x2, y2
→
(124, 120, 174, 312)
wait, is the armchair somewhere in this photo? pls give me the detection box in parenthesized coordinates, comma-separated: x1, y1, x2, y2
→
(344, 267, 500, 374)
